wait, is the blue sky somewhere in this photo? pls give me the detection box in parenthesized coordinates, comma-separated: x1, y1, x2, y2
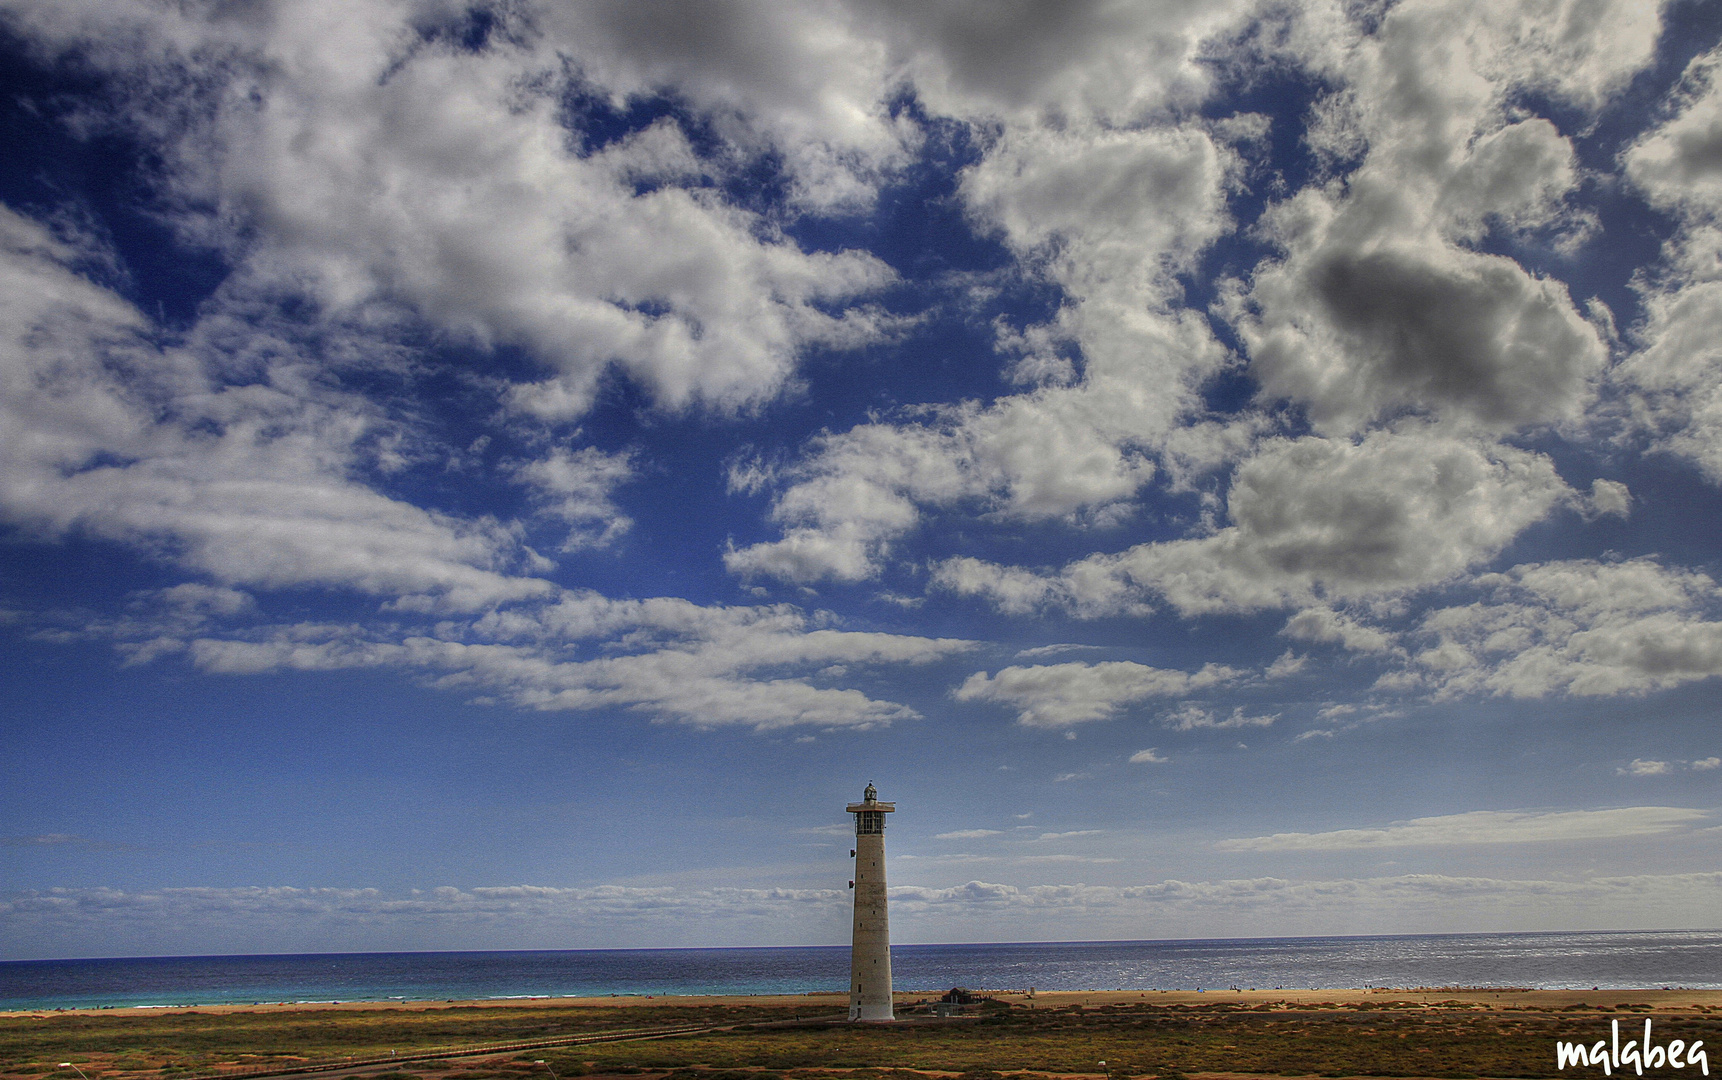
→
(4, 0, 1722, 961)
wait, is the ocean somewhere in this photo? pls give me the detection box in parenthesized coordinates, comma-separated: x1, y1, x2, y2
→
(3, 930, 1719, 1010)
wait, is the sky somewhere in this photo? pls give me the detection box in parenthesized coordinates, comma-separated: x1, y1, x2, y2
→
(3, 0, 1722, 962)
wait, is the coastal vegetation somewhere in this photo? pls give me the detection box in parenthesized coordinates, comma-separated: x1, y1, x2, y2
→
(5, 997, 1718, 1080)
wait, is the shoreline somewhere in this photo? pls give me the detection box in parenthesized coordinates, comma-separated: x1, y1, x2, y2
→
(9, 986, 1722, 1018)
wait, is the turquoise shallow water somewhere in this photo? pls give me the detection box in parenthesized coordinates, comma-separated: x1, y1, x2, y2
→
(3, 930, 1718, 1010)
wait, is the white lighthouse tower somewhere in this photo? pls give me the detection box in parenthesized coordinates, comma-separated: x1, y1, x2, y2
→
(846, 782, 894, 1022)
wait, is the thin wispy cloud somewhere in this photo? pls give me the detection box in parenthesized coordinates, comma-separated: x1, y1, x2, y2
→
(1217, 808, 1710, 852)
(1, 834, 120, 849)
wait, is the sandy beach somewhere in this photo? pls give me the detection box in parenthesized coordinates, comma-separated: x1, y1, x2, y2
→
(11, 986, 1721, 1019)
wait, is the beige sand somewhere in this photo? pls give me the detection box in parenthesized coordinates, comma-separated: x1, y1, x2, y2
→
(10, 986, 1721, 1020)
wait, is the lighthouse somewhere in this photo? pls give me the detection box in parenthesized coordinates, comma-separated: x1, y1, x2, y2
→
(846, 782, 894, 1021)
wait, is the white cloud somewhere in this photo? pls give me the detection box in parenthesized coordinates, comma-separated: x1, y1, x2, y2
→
(1619, 759, 1672, 777)
(2, 0, 1271, 455)
(0, 834, 114, 849)
(797, 824, 852, 838)
(39, 579, 977, 734)
(954, 660, 1242, 728)
(870, 1, 1250, 126)
(934, 829, 1002, 841)
(8, 1, 902, 422)
(724, 280, 1235, 585)
(169, 590, 974, 732)
(509, 445, 636, 551)
(1401, 557, 1722, 699)
(1618, 275, 1722, 482)
(0, 882, 849, 955)
(1282, 606, 1398, 653)
(937, 426, 1575, 617)
(1619, 46, 1722, 483)
(1014, 643, 1103, 659)
(0, 206, 551, 612)
(1162, 704, 1276, 731)
(882, 870, 1722, 938)
(1216, 807, 1709, 852)
(0, 194, 976, 737)
(721, 19, 1255, 586)
(930, 555, 1107, 617)
(903, 0, 1650, 618)
(1224, 0, 1656, 437)
(720, 377, 1179, 584)
(1240, 236, 1605, 433)
(1617, 757, 1722, 776)
(1129, 748, 1168, 764)
(14, 868, 1722, 955)
(1625, 46, 1722, 221)
(960, 122, 1239, 304)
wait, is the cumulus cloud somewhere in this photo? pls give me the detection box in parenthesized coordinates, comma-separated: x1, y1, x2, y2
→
(1282, 606, 1398, 653)
(936, 426, 1575, 617)
(0, 0, 1265, 453)
(1217, 807, 1709, 852)
(1129, 748, 1168, 764)
(0, 194, 987, 731)
(708, 0, 1276, 587)
(1620, 46, 1722, 483)
(1619, 759, 1672, 777)
(724, 122, 1241, 584)
(1162, 704, 1277, 730)
(720, 373, 1179, 583)
(954, 659, 1243, 728)
(1625, 47, 1722, 220)
(509, 445, 636, 551)
(0, 206, 551, 612)
(1399, 557, 1722, 699)
(912, 0, 1649, 623)
(1582, 478, 1633, 521)
(869, 0, 1250, 125)
(1240, 236, 1605, 433)
(6, 1, 904, 421)
(1224, 0, 1652, 437)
